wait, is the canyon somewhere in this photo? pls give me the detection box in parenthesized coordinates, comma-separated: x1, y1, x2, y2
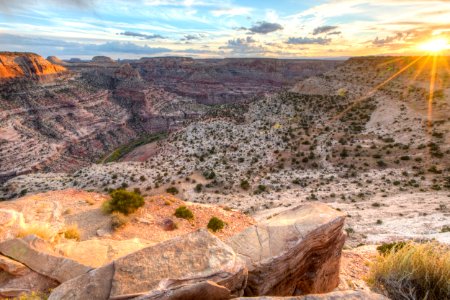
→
(0, 52, 449, 299)
(0, 52, 340, 184)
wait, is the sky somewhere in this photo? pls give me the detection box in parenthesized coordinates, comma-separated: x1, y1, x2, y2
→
(0, 0, 450, 59)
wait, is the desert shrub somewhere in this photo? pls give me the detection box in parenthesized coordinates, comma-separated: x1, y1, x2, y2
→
(102, 189, 144, 215)
(441, 225, 450, 233)
(240, 180, 250, 190)
(174, 206, 194, 220)
(194, 183, 203, 193)
(166, 186, 179, 195)
(377, 241, 407, 256)
(16, 291, 48, 300)
(254, 184, 267, 194)
(111, 212, 129, 230)
(203, 170, 216, 180)
(367, 242, 450, 300)
(63, 224, 81, 241)
(207, 217, 225, 232)
(17, 223, 57, 241)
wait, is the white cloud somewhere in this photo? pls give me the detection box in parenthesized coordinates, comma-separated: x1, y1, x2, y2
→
(211, 7, 252, 17)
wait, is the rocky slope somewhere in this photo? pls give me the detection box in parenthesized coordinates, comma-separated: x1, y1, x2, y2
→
(0, 54, 339, 184)
(4, 56, 448, 246)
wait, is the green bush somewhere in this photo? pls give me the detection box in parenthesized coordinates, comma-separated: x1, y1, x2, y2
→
(240, 180, 250, 190)
(174, 206, 194, 220)
(368, 242, 450, 300)
(377, 241, 407, 255)
(166, 186, 179, 195)
(103, 189, 144, 215)
(194, 183, 203, 193)
(207, 217, 225, 232)
(203, 170, 216, 180)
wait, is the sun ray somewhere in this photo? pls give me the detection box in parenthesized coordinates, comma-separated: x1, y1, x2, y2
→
(427, 55, 438, 129)
(439, 55, 450, 74)
(330, 56, 424, 123)
(376, 57, 406, 68)
(402, 56, 430, 100)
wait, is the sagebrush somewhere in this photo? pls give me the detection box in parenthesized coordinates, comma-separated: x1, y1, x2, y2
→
(367, 242, 450, 300)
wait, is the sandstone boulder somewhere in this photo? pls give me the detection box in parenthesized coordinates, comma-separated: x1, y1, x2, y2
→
(0, 209, 25, 241)
(54, 238, 151, 268)
(0, 270, 59, 298)
(235, 290, 388, 299)
(0, 236, 91, 283)
(49, 229, 247, 299)
(0, 254, 29, 276)
(48, 264, 114, 300)
(134, 280, 231, 300)
(227, 203, 346, 296)
(160, 218, 177, 231)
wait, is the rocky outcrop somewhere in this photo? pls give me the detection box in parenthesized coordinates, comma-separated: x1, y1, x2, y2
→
(0, 236, 91, 283)
(0, 202, 348, 299)
(49, 229, 248, 299)
(135, 280, 231, 300)
(92, 56, 116, 64)
(0, 254, 29, 276)
(227, 203, 346, 296)
(54, 239, 150, 268)
(235, 290, 388, 299)
(0, 270, 59, 298)
(0, 52, 66, 80)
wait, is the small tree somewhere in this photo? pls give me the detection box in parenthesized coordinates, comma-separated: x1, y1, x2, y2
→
(103, 189, 144, 215)
(207, 217, 225, 232)
(166, 187, 179, 195)
(240, 180, 250, 190)
(194, 183, 203, 193)
(174, 206, 194, 220)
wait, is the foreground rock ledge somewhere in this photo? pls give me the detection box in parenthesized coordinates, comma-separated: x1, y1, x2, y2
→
(49, 229, 247, 300)
(227, 203, 346, 296)
(235, 290, 388, 300)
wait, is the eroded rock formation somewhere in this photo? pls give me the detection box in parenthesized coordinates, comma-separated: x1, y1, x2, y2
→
(228, 203, 346, 296)
(49, 229, 248, 299)
(0, 52, 66, 80)
(0, 199, 349, 300)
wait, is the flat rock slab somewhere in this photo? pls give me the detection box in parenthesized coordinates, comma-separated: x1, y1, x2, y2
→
(228, 203, 346, 296)
(235, 290, 389, 299)
(50, 229, 247, 300)
(134, 280, 231, 300)
(0, 236, 92, 283)
(54, 238, 151, 268)
(0, 254, 30, 276)
(0, 270, 59, 298)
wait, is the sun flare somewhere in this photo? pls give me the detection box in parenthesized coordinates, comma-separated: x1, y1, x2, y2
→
(419, 38, 449, 53)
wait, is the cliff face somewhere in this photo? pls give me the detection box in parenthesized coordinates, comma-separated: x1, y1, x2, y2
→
(0, 52, 67, 80)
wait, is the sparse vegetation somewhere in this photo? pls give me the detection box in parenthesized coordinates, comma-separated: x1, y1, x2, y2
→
(111, 212, 129, 230)
(207, 216, 225, 232)
(174, 206, 194, 220)
(17, 223, 56, 241)
(102, 189, 144, 215)
(368, 242, 450, 300)
(166, 186, 179, 195)
(63, 224, 81, 241)
(100, 133, 167, 163)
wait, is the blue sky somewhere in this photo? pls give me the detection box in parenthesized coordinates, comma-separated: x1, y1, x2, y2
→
(0, 0, 449, 59)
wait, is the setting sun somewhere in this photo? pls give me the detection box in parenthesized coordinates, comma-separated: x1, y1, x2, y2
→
(419, 38, 449, 53)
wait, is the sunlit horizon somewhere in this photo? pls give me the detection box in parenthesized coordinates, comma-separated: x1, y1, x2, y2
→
(1, 0, 450, 59)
